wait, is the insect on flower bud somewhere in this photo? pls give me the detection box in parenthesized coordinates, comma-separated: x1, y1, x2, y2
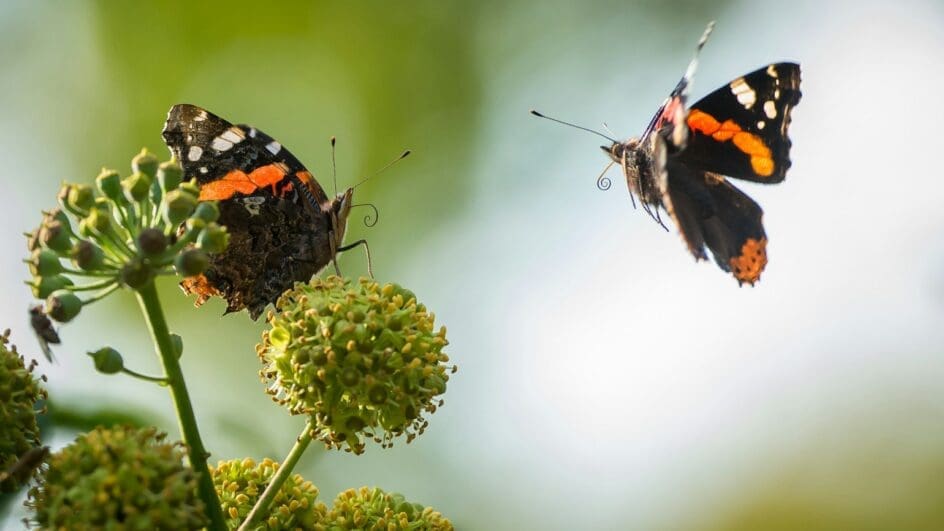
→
(46, 289, 82, 323)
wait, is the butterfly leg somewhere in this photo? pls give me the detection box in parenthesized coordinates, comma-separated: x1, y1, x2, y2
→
(337, 239, 373, 279)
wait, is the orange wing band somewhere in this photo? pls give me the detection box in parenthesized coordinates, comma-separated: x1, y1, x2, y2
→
(687, 109, 775, 177)
(199, 164, 288, 200)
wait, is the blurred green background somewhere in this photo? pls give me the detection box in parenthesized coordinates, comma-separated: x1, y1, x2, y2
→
(3, 0, 944, 529)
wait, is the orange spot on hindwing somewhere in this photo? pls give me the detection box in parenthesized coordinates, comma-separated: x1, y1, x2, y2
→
(198, 164, 288, 200)
(686, 109, 775, 177)
(729, 237, 768, 285)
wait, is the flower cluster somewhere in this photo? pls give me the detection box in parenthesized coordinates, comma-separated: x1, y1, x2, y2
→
(258, 276, 454, 454)
(212, 457, 328, 529)
(24, 149, 227, 325)
(327, 486, 454, 530)
(0, 330, 47, 492)
(26, 426, 207, 529)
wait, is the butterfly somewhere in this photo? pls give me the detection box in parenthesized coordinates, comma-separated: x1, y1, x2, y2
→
(535, 22, 801, 284)
(162, 104, 373, 319)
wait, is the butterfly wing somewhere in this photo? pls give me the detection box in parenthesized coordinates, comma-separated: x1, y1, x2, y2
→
(676, 63, 802, 183)
(163, 104, 337, 319)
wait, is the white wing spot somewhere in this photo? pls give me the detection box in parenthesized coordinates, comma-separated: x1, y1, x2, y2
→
(730, 77, 756, 109)
(199, 166, 208, 174)
(187, 146, 203, 161)
(265, 141, 281, 155)
(763, 100, 777, 119)
(757, 121, 766, 130)
(194, 110, 208, 122)
(211, 137, 234, 151)
(766, 64, 778, 78)
(221, 127, 244, 144)
(774, 88, 781, 99)
(240, 196, 266, 216)
(248, 128, 257, 138)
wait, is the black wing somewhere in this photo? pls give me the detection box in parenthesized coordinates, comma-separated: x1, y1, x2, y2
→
(677, 63, 801, 183)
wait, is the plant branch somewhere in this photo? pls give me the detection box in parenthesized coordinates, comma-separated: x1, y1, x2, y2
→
(135, 281, 226, 530)
(238, 420, 314, 531)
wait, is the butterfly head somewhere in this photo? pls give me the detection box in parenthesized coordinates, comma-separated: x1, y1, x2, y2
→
(331, 187, 354, 248)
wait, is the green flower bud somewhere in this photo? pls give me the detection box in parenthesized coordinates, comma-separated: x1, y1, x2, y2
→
(84, 206, 112, 234)
(164, 189, 198, 226)
(192, 201, 220, 223)
(26, 426, 207, 530)
(185, 217, 206, 233)
(178, 179, 201, 200)
(211, 458, 327, 530)
(0, 330, 47, 493)
(326, 487, 453, 530)
(29, 275, 73, 299)
(170, 333, 183, 359)
(123, 171, 152, 202)
(46, 289, 82, 323)
(87, 347, 123, 374)
(157, 159, 183, 192)
(137, 228, 168, 256)
(66, 184, 95, 212)
(95, 168, 122, 200)
(131, 148, 159, 178)
(174, 249, 209, 277)
(120, 258, 153, 289)
(70, 240, 106, 271)
(39, 221, 72, 253)
(197, 224, 228, 254)
(259, 276, 453, 454)
(28, 249, 63, 277)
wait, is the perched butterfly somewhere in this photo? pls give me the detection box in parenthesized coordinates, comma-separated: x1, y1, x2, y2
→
(534, 22, 801, 284)
(162, 104, 402, 319)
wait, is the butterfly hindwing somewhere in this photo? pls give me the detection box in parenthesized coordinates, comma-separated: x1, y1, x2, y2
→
(674, 63, 801, 183)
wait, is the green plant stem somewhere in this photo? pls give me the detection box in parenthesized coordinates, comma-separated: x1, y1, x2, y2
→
(238, 420, 314, 531)
(135, 281, 226, 531)
(121, 366, 169, 384)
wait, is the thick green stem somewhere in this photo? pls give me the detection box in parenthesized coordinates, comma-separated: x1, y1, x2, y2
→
(135, 282, 226, 530)
(238, 420, 314, 531)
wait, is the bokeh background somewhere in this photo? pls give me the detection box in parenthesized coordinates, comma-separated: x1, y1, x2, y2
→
(3, 0, 944, 528)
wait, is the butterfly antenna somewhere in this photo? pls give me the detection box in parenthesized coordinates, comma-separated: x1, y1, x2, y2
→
(351, 150, 411, 190)
(330, 136, 338, 196)
(601, 122, 618, 139)
(530, 110, 617, 143)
